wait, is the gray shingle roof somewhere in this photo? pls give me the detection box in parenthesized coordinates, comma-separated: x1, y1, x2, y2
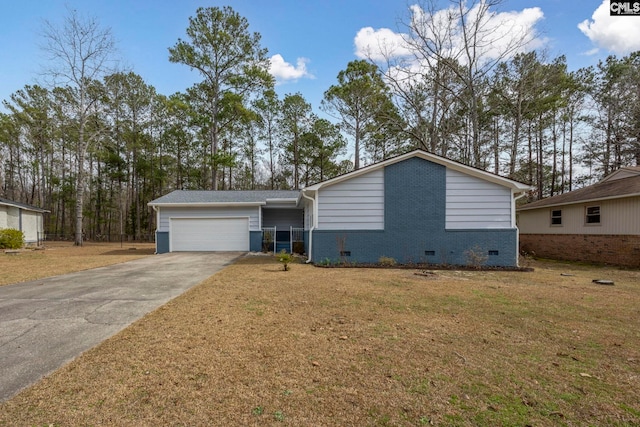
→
(0, 197, 49, 213)
(149, 190, 300, 205)
(518, 175, 640, 210)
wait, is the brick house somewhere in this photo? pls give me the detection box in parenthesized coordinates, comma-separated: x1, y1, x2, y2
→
(149, 150, 531, 267)
(518, 167, 640, 267)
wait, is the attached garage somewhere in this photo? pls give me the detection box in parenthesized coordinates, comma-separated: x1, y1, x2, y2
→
(170, 217, 249, 251)
(149, 190, 302, 254)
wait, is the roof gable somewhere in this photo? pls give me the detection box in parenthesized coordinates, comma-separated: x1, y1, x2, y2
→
(518, 174, 640, 211)
(600, 166, 640, 182)
(302, 149, 531, 192)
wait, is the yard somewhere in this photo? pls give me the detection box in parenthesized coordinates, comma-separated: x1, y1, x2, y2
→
(0, 253, 639, 426)
(0, 242, 155, 286)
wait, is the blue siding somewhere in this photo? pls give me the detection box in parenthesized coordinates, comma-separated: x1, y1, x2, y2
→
(311, 157, 518, 267)
(250, 231, 263, 252)
(156, 231, 169, 254)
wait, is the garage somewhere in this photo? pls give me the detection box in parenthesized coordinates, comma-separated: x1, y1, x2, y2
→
(170, 217, 249, 251)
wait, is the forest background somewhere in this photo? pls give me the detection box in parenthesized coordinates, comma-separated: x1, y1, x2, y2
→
(1, 0, 639, 244)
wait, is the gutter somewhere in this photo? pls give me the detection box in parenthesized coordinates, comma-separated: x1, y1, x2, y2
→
(147, 202, 266, 208)
(300, 189, 316, 264)
(513, 191, 528, 268)
(151, 205, 159, 254)
(514, 192, 527, 202)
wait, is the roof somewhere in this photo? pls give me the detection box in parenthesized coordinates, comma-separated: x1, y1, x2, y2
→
(148, 190, 300, 206)
(301, 149, 532, 193)
(600, 166, 640, 182)
(150, 150, 533, 207)
(0, 197, 49, 213)
(518, 174, 640, 211)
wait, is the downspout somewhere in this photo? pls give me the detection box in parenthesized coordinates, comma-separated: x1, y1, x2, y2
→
(151, 205, 159, 254)
(301, 189, 316, 263)
(513, 191, 527, 267)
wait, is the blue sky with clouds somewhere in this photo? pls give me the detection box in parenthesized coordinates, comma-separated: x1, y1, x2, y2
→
(1, 0, 639, 113)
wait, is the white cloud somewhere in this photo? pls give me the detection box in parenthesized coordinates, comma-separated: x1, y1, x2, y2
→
(578, 0, 640, 55)
(469, 6, 546, 62)
(354, 2, 545, 67)
(269, 54, 314, 83)
(584, 48, 600, 56)
(354, 27, 412, 61)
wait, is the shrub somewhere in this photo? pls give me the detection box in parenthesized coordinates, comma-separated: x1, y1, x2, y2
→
(464, 245, 488, 269)
(277, 249, 292, 271)
(0, 228, 25, 249)
(378, 256, 397, 266)
(262, 229, 274, 252)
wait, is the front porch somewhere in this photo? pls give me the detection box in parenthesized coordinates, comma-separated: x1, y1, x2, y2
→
(260, 207, 305, 254)
(261, 226, 304, 254)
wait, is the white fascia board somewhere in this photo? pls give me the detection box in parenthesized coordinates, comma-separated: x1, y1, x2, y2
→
(0, 202, 49, 213)
(296, 189, 315, 207)
(264, 198, 298, 205)
(147, 202, 266, 208)
(517, 193, 640, 211)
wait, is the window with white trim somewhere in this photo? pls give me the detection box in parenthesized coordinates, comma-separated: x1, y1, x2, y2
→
(550, 209, 562, 226)
(585, 206, 600, 224)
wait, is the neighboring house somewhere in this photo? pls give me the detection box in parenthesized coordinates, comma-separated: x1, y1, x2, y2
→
(149, 150, 531, 267)
(518, 167, 640, 267)
(0, 198, 49, 244)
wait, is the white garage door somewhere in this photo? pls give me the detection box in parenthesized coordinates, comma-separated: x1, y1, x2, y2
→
(170, 217, 249, 251)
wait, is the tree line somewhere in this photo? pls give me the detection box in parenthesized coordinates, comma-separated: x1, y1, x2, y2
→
(1, 1, 639, 243)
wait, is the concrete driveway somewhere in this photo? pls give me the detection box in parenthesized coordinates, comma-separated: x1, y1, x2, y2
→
(0, 252, 241, 402)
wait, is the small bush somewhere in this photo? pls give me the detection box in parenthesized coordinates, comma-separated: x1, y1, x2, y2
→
(277, 249, 292, 271)
(378, 256, 397, 266)
(262, 230, 274, 252)
(292, 241, 305, 254)
(0, 228, 25, 249)
(464, 245, 488, 269)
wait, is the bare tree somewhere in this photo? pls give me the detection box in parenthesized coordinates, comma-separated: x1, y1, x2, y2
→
(366, 0, 540, 167)
(41, 8, 117, 245)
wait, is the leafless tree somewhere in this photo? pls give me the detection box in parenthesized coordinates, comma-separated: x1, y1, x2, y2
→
(41, 8, 118, 245)
(367, 0, 540, 167)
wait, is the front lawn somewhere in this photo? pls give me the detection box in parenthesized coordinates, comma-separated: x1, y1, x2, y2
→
(0, 242, 155, 286)
(1, 256, 638, 426)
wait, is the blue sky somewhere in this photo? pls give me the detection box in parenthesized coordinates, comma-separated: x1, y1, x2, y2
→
(1, 0, 638, 113)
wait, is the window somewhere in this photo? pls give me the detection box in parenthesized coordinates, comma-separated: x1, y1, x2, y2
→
(550, 209, 562, 226)
(585, 206, 601, 224)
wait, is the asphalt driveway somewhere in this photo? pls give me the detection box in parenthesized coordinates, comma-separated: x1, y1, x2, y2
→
(0, 252, 241, 402)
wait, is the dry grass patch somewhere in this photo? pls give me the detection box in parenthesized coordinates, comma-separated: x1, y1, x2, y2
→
(0, 242, 155, 286)
(1, 257, 639, 426)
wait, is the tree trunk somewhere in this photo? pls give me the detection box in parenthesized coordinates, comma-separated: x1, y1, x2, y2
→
(74, 102, 87, 246)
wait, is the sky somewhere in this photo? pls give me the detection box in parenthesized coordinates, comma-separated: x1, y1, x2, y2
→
(1, 0, 639, 114)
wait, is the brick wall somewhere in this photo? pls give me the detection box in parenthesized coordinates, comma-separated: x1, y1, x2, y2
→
(520, 234, 640, 268)
(312, 157, 520, 267)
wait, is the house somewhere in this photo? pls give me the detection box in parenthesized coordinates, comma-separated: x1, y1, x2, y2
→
(148, 190, 302, 254)
(518, 167, 640, 267)
(149, 150, 532, 267)
(0, 197, 49, 245)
